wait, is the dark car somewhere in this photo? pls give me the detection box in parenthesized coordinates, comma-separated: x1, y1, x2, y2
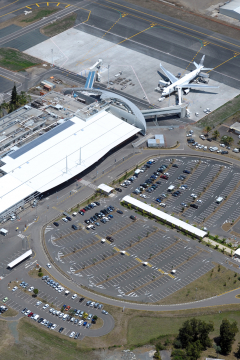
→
(74, 332, 80, 339)
(190, 204, 198, 209)
(84, 219, 90, 224)
(79, 211, 84, 215)
(115, 188, 122, 192)
(221, 151, 228, 154)
(72, 224, 78, 230)
(183, 170, 191, 174)
(38, 317, 44, 323)
(94, 202, 100, 206)
(172, 164, 178, 167)
(130, 215, 136, 221)
(207, 138, 212, 142)
(79, 297, 85, 302)
(66, 216, 72, 221)
(187, 139, 195, 143)
(59, 327, 64, 333)
(53, 222, 59, 227)
(106, 236, 114, 242)
(117, 210, 123, 214)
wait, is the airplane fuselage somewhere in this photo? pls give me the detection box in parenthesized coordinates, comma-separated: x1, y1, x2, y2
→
(162, 67, 202, 96)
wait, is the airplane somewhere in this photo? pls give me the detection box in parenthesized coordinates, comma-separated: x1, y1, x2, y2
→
(158, 55, 218, 104)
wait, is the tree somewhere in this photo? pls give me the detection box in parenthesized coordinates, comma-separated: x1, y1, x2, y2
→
(33, 288, 38, 296)
(178, 318, 214, 350)
(186, 340, 202, 360)
(93, 315, 98, 321)
(235, 342, 240, 358)
(221, 135, 233, 146)
(219, 319, 238, 354)
(11, 84, 17, 105)
(153, 349, 161, 359)
(212, 130, 220, 140)
(171, 349, 187, 360)
(204, 126, 212, 135)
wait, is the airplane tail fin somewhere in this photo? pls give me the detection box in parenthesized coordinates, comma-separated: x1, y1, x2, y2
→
(194, 55, 212, 71)
(199, 55, 205, 66)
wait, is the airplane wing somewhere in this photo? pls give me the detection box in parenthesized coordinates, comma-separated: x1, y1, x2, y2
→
(160, 63, 178, 84)
(180, 84, 219, 89)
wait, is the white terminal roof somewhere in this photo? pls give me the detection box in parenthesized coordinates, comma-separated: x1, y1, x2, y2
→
(7, 249, 32, 268)
(122, 195, 207, 239)
(0, 111, 140, 215)
(221, 0, 240, 12)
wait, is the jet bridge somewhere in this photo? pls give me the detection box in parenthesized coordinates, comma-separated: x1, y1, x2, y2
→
(141, 104, 187, 121)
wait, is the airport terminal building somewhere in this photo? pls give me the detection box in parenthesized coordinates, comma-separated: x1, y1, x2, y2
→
(0, 89, 146, 221)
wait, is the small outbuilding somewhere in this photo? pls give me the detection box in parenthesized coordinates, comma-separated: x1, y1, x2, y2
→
(229, 122, 240, 135)
(234, 248, 240, 259)
(97, 183, 114, 195)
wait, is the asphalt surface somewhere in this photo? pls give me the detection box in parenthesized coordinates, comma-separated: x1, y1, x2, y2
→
(0, 145, 239, 312)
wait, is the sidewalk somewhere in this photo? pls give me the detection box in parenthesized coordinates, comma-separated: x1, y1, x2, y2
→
(204, 237, 233, 254)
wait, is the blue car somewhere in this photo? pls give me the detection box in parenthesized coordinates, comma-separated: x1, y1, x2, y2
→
(108, 214, 113, 219)
(147, 161, 153, 165)
(156, 198, 162, 203)
(83, 321, 87, 326)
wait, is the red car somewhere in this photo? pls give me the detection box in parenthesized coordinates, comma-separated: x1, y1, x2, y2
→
(160, 175, 168, 180)
(65, 305, 71, 311)
(81, 209, 86, 213)
(28, 312, 33, 317)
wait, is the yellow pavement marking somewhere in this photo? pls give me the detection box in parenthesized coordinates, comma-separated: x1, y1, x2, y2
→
(36, 3, 39, 6)
(47, 2, 49, 5)
(26, 6, 32, 9)
(182, 45, 203, 76)
(207, 54, 237, 73)
(65, 4, 70, 7)
(0, 0, 19, 11)
(77, 13, 122, 65)
(56, 2, 60, 5)
(104, 0, 240, 51)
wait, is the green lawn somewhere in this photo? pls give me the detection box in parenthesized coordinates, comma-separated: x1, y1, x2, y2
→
(197, 94, 240, 129)
(127, 310, 240, 347)
(21, 9, 58, 23)
(0, 48, 40, 71)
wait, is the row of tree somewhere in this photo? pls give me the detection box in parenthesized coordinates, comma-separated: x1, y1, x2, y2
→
(204, 126, 239, 147)
(169, 318, 239, 360)
(0, 85, 31, 117)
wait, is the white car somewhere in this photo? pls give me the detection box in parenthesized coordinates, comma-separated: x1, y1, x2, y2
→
(140, 194, 146, 198)
(49, 308, 53, 313)
(69, 331, 75, 338)
(220, 143, 225, 147)
(62, 218, 68, 222)
(51, 324, 57, 330)
(28, 286, 34, 292)
(58, 287, 64, 293)
(90, 302, 95, 307)
(59, 313, 64, 318)
(36, 301, 42, 306)
(78, 320, 84, 326)
(191, 193, 197, 199)
(196, 199, 202, 203)
(46, 263, 51, 268)
(72, 212, 77, 216)
(71, 294, 77, 300)
(43, 304, 49, 310)
(12, 286, 18, 292)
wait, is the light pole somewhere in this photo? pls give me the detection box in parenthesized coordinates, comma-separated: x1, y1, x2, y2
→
(51, 49, 53, 67)
(107, 64, 110, 88)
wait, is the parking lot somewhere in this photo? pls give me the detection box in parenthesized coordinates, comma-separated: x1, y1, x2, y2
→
(1, 276, 113, 339)
(128, 157, 240, 231)
(45, 188, 214, 303)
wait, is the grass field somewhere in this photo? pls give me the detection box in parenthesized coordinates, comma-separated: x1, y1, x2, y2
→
(197, 94, 240, 128)
(127, 308, 240, 354)
(0, 48, 40, 71)
(41, 14, 77, 37)
(0, 318, 94, 360)
(21, 9, 58, 23)
(156, 264, 240, 304)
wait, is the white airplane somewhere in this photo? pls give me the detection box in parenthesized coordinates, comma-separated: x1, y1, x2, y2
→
(158, 55, 218, 104)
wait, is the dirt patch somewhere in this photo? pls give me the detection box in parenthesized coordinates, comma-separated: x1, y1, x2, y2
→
(1, 307, 18, 318)
(222, 222, 232, 232)
(91, 317, 103, 330)
(40, 14, 77, 37)
(123, 0, 240, 41)
(7, 321, 19, 343)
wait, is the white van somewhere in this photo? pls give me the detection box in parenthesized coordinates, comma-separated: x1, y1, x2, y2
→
(72, 212, 77, 216)
(33, 314, 39, 321)
(62, 314, 68, 321)
(233, 148, 239, 153)
(216, 196, 223, 204)
(168, 185, 175, 192)
(160, 203, 166, 208)
(65, 290, 70, 295)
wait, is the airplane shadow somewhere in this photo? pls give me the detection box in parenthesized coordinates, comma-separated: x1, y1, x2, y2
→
(157, 70, 169, 82)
